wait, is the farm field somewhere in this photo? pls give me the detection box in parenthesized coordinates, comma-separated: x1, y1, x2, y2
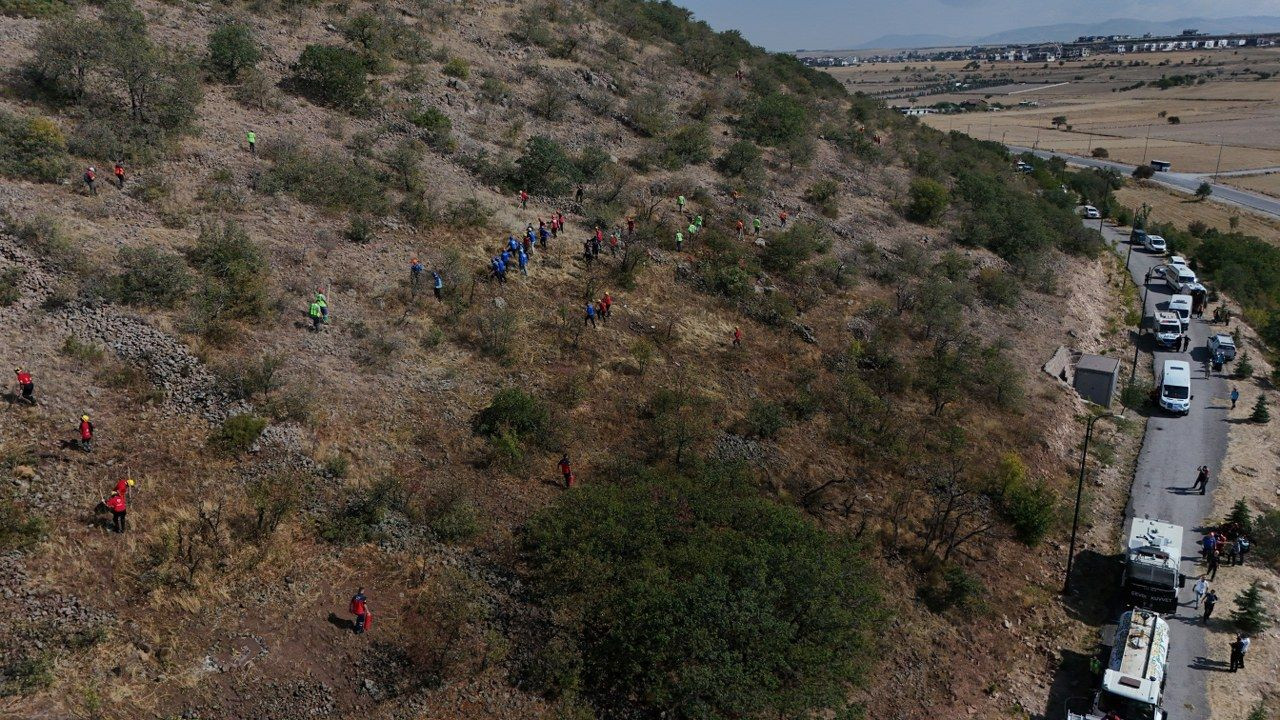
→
(1220, 171, 1280, 198)
(1114, 183, 1280, 238)
(824, 49, 1280, 173)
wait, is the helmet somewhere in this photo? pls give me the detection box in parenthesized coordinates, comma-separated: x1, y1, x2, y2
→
(81, 414, 89, 421)
(89, 167, 95, 172)
(127, 478, 135, 487)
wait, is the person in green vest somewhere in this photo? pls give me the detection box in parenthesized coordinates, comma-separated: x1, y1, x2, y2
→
(308, 300, 322, 331)
(752, 217, 762, 236)
(695, 214, 703, 229)
(677, 194, 685, 213)
(246, 130, 256, 155)
(675, 230, 683, 251)
(314, 288, 328, 323)
(687, 222, 697, 237)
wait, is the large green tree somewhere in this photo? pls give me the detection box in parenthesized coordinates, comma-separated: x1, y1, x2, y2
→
(521, 465, 884, 719)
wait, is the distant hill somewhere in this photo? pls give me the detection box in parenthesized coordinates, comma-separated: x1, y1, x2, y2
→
(851, 15, 1280, 51)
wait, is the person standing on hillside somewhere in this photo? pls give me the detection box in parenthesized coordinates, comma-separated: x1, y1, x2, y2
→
(410, 258, 424, 289)
(735, 219, 744, 240)
(675, 230, 683, 252)
(83, 167, 97, 196)
(114, 476, 134, 498)
(575, 185, 584, 204)
(1229, 634, 1248, 672)
(779, 210, 789, 227)
(104, 489, 126, 533)
(113, 162, 125, 189)
(584, 302, 597, 328)
(601, 291, 613, 320)
(538, 223, 549, 250)
(558, 453, 572, 486)
(519, 190, 528, 209)
(626, 216, 635, 236)
(518, 248, 528, 277)
(314, 289, 328, 324)
(753, 217, 762, 236)
(14, 367, 34, 406)
(78, 414, 94, 451)
(349, 588, 370, 634)
(1202, 589, 1218, 622)
(677, 194, 686, 214)
(246, 130, 256, 155)
(308, 299, 323, 331)
(432, 271, 443, 301)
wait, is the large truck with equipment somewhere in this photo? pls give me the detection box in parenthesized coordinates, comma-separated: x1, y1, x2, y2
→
(1121, 518, 1185, 614)
(1069, 607, 1170, 720)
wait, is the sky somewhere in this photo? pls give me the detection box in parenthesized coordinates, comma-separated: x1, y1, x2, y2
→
(676, 0, 1280, 50)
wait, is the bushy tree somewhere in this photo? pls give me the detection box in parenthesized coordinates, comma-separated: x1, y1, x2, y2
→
(1230, 581, 1270, 633)
(657, 123, 711, 170)
(716, 140, 763, 180)
(1195, 181, 1212, 200)
(521, 465, 883, 719)
(905, 177, 950, 224)
(292, 44, 369, 109)
(740, 92, 809, 146)
(511, 136, 581, 197)
(187, 220, 269, 322)
(471, 388, 550, 443)
(993, 452, 1055, 545)
(207, 22, 261, 82)
(110, 246, 191, 308)
(1251, 394, 1269, 423)
(1132, 164, 1155, 180)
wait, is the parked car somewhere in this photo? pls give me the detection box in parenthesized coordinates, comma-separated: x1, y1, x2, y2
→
(1144, 234, 1167, 254)
(1083, 205, 1101, 219)
(1169, 255, 1188, 270)
(1016, 161, 1033, 173)
(1209, 333, 1237, 361)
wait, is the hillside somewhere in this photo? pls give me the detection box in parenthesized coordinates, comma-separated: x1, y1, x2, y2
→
(0, 1, 1132, 718)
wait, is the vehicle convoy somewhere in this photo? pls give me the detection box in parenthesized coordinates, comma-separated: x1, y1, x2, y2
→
(1069, 608, 1171, 720)
(1167, 295, 1192, 331)
(1121, 518, 1185, 614)
(1158, 359, 1192, 415)
(1144, 234, 1167, 254)
(1209, 333, 1237, 361)
(1153, 311, 1183, 349)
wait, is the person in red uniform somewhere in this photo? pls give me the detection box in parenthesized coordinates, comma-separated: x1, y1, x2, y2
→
(601, 291, 613, 319)
(519, 190, 528, 209)
(114, 476, 134, 497)
(78, 414, 94, 451)
(105, 489, 126, 533)
(626, 216, 635, 235)
(14, 367, 34, 405)
(349, 588, 370, 634)
(557, 453, 572, 486)
(779, 210, 789, 227)
(113, 162, 125, 189)
(733, 327, 742, 347)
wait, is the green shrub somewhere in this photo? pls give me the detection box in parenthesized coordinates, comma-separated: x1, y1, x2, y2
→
(1236, 352, 1254, 379)
(1251, 394, 1269, 423)
(761, 222, 828, 274)
(993, 452, 1055, 545)
(0, 111, 71, 183)
(187, 220, 270, 327)
(716, 139, 763, 178)
(743, 401, 786, 439)
(471, 388, 550, 443)
(442, 57, 470, 79)
(740, 92, 809, 146)
(511, 136, 582, 197)
(974, 267, 1019, 307)
(0, 268, 21, 306)
(292, 44, 368, 109)
(804, 179, 840, 217)
(1226, 498, 1254, 537)
(521, 465, 883, 719)
(623, 88, 671, 137)
(208, 414, 267, 453)
(0, 653, 54, 696)
(1120, 380, 1151, 410)
(1230, 581, 1271, 633)
(0, 495, 47, 552)
(905, 177, 949, 224)
(407, 104, 452, 148)
(318, 477, 403, 544)
(344, 215, 376, 244)
(0, 0, 65, 17)
(427, 493, 481, 543)
(260, 139, 388, 214)
(919, 563, 981, 613)
(109, 246, 191, 308)
(342, 11, 402, 72)
(1132, 165, 1155, 179)
(207, 22, 260, 82)
(657, 123, 711, 170)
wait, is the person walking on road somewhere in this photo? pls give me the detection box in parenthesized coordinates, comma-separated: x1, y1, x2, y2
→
(1202, 530, 1217, 558)
(1202, 590, 1218, 623)
(1231, 386, 1239, 409)
(14, 367, 34, 405)
(1193, 465, 1210, 495)
(1193, 577, 1208, 608)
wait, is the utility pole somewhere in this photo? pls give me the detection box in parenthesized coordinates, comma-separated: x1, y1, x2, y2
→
(1065, 412, 1115, 595)
(1142, 124, 1152, 165)
(1213, 135, 1224, 180)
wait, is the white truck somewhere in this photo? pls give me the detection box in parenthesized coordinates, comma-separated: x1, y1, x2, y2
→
(1069, 608, 1170, 720)
(1121, 518, 1185, 614)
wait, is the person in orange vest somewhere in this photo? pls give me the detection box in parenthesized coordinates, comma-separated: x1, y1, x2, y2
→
(104, 489, 126, 533)
(733, 327, 742, 347)
(349, 588, 371, 634)
(779, 210, 788, 227)
(14, 367, 34, 405)
(83, 167, 97, 196)
(113, 162, 125, 189)
(557, 453, 572, 486)
(735, 219, 744, 240)
(519, 189, 528, 209)
(78, 414, 94, 451)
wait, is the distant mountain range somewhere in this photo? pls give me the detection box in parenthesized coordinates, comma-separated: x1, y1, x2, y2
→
(849, 16, 1280, 51)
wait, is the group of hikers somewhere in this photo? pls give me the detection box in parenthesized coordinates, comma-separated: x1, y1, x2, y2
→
(81, 163, 127, 196)
(489, 211, 569, 283)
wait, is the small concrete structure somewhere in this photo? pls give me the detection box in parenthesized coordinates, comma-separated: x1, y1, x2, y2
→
(1074, 354, 1120, 408)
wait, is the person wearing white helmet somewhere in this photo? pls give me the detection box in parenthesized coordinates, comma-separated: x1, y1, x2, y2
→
(83, 166, 97, 196)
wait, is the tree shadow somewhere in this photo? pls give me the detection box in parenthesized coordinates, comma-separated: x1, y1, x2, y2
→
(1035, 647, 1101, 720)
(1062, 550, 1121, 626)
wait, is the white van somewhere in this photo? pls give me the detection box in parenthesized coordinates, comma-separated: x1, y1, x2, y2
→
(1162, 264, 1196, 292)
(1159, 360, 1192, 415)
(1153, 311, 1183, 349)
(1167, 295, 1192, 330)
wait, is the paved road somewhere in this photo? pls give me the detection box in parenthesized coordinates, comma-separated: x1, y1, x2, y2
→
(1013, 146, 1280, 220)
(1100, 221, 1228, 720)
